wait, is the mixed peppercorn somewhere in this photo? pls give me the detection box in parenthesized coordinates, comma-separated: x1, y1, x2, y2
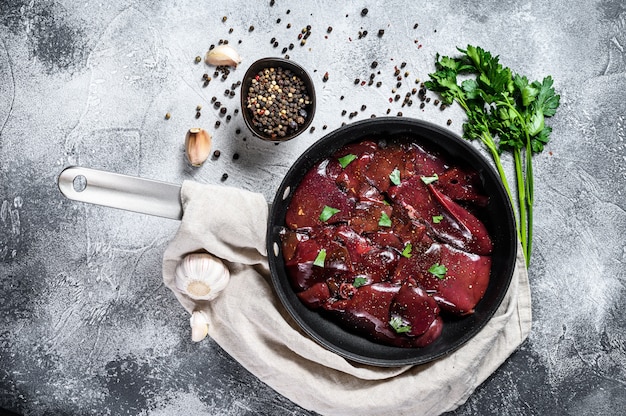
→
(244, 67, 312, 139)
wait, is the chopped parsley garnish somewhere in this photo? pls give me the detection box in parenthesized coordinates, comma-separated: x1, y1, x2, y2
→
(389, 316, 411, 334)
(401, 243, 412, 258)
(432, 214, 444, 224)
(313, 249, 327, 267)
(428, 263, 448, 279)
(338, 154, 357, 168)
(353, 277, 367, 288)
(420, 174, 439, 185)
(378, 212, 392, 227)
(389, 168, 401, 185)
(319, 205, 340, 222)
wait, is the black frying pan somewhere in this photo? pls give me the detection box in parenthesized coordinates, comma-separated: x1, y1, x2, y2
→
(266, 117, 517, 367)
(58, 117, 517, 367)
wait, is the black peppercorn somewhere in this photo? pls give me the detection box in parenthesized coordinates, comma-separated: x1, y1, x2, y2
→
(221, 173, 228, 181)
(378, 29, 384, 37)
(233, 153, 240, 160)
(361, 8, 368, 16)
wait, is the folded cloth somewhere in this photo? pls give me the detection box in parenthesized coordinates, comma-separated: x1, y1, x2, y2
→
(162, 181, 532, 416)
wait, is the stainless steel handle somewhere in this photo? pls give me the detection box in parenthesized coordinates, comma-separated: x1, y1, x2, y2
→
(57, 166, 183, 220)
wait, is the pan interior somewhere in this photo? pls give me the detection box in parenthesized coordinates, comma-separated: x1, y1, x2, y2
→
(267, 117, 517, 367)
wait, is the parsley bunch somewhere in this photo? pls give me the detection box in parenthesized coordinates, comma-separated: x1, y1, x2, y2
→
(425, 45, 560, 266)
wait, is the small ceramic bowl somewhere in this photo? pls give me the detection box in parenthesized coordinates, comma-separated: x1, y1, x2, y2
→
(240, 57, 316, 142)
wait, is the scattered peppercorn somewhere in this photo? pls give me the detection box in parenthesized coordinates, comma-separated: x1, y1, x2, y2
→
(413, 23, 419, 29)
(195, 111, 201, 118)
(354, 78, 360, 85)
(221, 173, 228, 181)
(233, 153, 240, 160)
(220, 107, 227, 115)
(249, 25, 255, 32)
(322, 124, 328, 130)
(309, 126, 315, 133)
(447, 119, 452, 125)
(222, 16, 227, 22)
(376, 81, 382, 88)
(164, 112, 171, 120)
(229, 27, 233, 34)
(327, 26, 333, 33)
(397, 112, 403, 116)
(215, 120, 221, 128)
(322, 72, 329, 82)
(361, 8, 368, 16)
(213, 150, 221, 159)
(360, 104, 367, 111)
(341, 110, 347, 116)
(378, 29, 384, 37)
(195, 56, 201, 63)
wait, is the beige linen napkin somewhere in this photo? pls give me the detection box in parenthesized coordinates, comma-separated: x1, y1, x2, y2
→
(162, 181, 532, 416)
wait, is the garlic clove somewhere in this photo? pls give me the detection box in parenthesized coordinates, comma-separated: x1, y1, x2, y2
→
(185, 128, 212, 167)
(175, 252, 230, 301)
(190, 311, 209, 342)
(205, 44, 242, 67)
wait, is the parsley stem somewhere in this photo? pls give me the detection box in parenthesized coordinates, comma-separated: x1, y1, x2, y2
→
(513, 148, 529, 266)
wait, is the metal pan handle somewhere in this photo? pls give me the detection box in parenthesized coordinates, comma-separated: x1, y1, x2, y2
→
(57, 166, 183, 220)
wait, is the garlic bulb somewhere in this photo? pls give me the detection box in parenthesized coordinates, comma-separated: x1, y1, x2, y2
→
(205, 44, 242, 67)
(190, 311, 209, 342)
(175, 252, 230, 301)
(185, 128, 212, 166)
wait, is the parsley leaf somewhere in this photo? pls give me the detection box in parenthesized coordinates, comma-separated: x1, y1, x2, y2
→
(313, 249, 326, 267)
(389, 316, 411, 334)
(421, 174, 439, 185)
(401, 243, 412, 258)
(432, 214, 444, 224)
(378, 212, 392, 227)
(338, 154, 357, 168)
(353, 277, 367, 288)
(389, 168, 401, 185)
(428, 263, 447, 279)
(319, 205, 340, 222)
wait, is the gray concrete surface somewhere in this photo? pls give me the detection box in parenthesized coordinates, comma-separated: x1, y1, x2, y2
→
(1, 0, 625, 415)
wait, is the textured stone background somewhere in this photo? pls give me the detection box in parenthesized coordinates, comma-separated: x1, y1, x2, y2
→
(1, 0, 625, 415)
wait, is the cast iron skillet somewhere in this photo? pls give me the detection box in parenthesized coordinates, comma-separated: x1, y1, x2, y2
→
(267, 117, 517, 367)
